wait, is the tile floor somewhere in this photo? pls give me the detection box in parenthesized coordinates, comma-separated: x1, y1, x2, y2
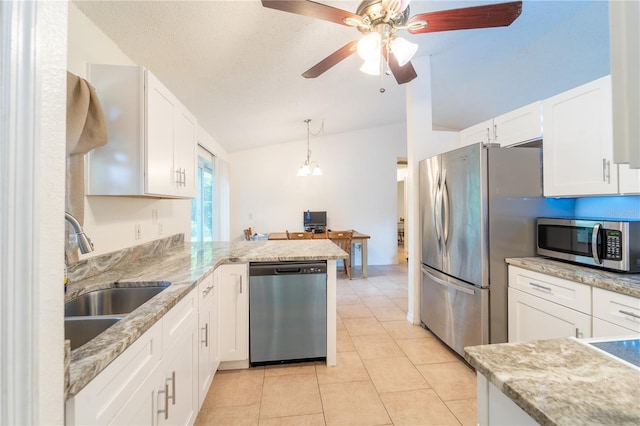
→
(195, 263, 478, 426)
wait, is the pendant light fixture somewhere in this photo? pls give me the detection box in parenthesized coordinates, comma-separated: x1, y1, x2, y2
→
(298, 119, 323, 177)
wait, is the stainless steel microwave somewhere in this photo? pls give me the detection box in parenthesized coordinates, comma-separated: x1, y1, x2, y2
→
(537, 218, 640, 273)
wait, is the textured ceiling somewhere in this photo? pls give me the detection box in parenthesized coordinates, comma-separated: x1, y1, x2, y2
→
(73, 0, 610, 153)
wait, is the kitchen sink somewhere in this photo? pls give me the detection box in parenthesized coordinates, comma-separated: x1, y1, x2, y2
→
(65, 285, 168, 317)
(65, 316, 122, 350)
(573, 336, 640, 372)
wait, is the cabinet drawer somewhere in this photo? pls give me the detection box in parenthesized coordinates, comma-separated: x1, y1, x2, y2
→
(508, 266, 591, 314)
(162, 290, 197, 353)
(198, 272, 215, 308)
(593, 287, 640, 333)
(66, 322, 162, 425)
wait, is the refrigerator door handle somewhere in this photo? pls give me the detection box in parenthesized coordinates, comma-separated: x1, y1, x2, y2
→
(434, 171, 442, 243)
(441, 169, 450, 247)
(421, 265, 475, 296)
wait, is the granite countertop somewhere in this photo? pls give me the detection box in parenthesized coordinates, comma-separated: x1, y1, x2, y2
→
(66, 238, 346, 399)
(506, 257, 640, 298)
(465, 338, 640, 425)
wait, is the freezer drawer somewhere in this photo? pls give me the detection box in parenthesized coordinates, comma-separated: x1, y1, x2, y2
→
(420, 265, 489, 357)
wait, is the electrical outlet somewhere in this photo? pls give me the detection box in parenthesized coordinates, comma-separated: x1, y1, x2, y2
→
(135, 224, 142, 240)
(152, 209, 158, 224)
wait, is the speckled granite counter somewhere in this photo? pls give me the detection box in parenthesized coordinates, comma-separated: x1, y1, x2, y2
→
(65, 237, 346, 399)
(465, 338, 640, 425)
(506, 257, 640, 298)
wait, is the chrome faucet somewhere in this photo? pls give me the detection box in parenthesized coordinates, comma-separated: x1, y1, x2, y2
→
(65, 211, 94, 254)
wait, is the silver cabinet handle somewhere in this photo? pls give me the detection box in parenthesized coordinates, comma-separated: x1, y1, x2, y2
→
(575, 328, 583, 338)
(158, 383, 169, 420)
(239, 275, 243, 294)
(175, 168, 182, 185)
(529, 282, 552, 292)
(592, 223, 602, 264)
(167, 371, 176, 405)
(493, 123, 498, 142)
(619, 310, 640, 320)
(602, 158, 611, 183)
(201, 323, 209, 347)
(181, 169, 186, 186)
(486, 127, 491, 143)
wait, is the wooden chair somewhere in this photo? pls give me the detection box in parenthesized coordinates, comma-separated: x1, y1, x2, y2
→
(286, 230, 314, 240)
(243, 227, 252, 241)
(327, 230, 354, 279)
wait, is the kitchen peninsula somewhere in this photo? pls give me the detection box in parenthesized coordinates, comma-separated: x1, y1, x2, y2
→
(64, 235, 346, 424)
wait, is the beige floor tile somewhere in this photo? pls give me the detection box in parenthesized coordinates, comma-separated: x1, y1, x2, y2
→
(381, 320, 433, 340)
(336, 294, 362, 306)
(316, 351, 370, 384)
(260, 374, 323, 419)
(379, 389, 461, 425)
(319, 381, 391, 426)
(379, 288, 408, 298)
(259, 413, 326, 426)
(204, 369, 264, 408)
(195, 403, 260, 426)
(336, 285, 357, 296)
(342, 317, 387, 336)
(416, 362, 477, 401)
(336, 315, 346, 331)
(265, 362, 317, 377)
(396, 337, 459, 365)
(351, 286, 385, 297)
(360, 296, 397, 308)
(391, 297, 408, 312)
(446, 399, 478, 426)
(368, 305, 408, 322)
(336, 329, 356, 352)
(363, 357, 429, 393)
(337, 303, 374, 319)
(351, 334, 404, 360)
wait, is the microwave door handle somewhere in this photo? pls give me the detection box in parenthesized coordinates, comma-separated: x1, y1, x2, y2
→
(592, 223, 602, 264)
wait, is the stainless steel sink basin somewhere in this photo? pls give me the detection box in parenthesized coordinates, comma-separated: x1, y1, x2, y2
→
(65, 285, 168, 317)
(65, 316, 122, 350)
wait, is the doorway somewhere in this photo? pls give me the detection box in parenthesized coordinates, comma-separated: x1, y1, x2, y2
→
(397, 158, 408, 264)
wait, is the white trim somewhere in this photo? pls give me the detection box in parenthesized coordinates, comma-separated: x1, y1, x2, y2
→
(0, 1, 66, 423)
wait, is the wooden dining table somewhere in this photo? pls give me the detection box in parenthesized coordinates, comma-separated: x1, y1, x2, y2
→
(268, 231, 371, 278)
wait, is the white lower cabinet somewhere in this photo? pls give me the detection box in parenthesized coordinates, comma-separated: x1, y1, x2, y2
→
(508, 265, 592, 342)
(592, 287, 640, 337)
(477, 373, 537, 426)
(508, 287, 591, 342)
(217, 264, 249, 367)
(197, 272, 219, 409)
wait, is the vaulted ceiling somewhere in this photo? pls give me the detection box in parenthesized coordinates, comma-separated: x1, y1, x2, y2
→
(74, 1, 610, 153)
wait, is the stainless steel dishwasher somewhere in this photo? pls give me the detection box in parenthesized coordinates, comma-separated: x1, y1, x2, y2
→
(249, 261, 327, 366)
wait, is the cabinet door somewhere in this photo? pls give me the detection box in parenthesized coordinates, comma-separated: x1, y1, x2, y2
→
(197, 273, 218, 409)
(110, 366, 161, 426)
(592, 287, 640, 333)
(493, 101, 542, 147)
(218, 264, 248, 363)
(592, 317, 638, 338)
(543, 76, 618, 196)
(145, 70, 178, 197)
(508, 287, 591, 343)
(158, 313, 198, 426)
(459, 119, 493, 148)
(174, 106, 197, 198)
(618, 164, 640, 194)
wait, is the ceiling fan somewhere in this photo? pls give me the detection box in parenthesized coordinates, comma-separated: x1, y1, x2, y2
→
(261, 0, 523, 85)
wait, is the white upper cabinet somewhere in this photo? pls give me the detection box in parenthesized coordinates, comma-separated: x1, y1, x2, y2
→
(542, 75, 640, 197)
(87, 64, 196, 198)
(459, 102, 542, 148)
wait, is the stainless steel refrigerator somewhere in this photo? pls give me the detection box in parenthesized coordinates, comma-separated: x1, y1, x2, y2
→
(419, 142, 573, 356)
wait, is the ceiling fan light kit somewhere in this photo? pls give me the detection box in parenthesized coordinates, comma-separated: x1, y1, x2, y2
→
(262, 0, 523, 86)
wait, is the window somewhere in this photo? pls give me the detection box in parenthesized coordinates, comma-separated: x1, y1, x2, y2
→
(191, 146, 215, 242)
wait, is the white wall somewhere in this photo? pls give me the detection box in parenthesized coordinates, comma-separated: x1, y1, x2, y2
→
(68, 3, 229, 257)
(230, 123, 407, 265)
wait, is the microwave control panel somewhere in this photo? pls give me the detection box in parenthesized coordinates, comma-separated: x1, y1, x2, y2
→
(604, 229, 622, 260)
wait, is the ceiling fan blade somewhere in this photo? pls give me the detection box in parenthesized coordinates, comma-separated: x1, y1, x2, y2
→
(407, 1, 523, 34)
(382, 50, 418, 85)
(261, 0, 361, 26)
(302, 40, 358, 79)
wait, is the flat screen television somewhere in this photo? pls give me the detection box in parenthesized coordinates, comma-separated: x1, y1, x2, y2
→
(303, 211, 327, 231)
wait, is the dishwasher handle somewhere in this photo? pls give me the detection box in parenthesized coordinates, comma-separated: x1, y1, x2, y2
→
(275, 267, 303, 274)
